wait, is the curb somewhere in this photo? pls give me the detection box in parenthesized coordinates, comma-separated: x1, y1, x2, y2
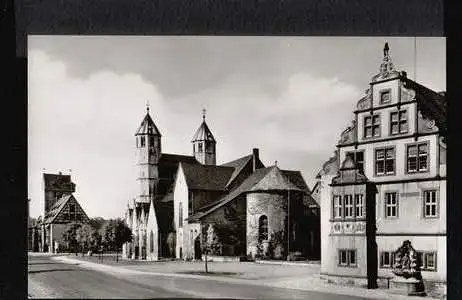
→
(255, 260, 321, 267)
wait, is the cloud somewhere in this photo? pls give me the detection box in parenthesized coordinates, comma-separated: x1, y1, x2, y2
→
(28, 49, 363, 219)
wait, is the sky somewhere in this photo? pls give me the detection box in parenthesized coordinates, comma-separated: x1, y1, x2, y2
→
(28, 36, 446, 219)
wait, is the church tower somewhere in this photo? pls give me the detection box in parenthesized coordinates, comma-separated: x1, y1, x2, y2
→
(191, 109, 216, 165)
(135, 105, 161, 204)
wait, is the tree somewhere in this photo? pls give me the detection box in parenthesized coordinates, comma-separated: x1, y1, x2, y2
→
(61, 222, 82, 254)
(76, 224, 97, 256)
(102, 218, 132, 262)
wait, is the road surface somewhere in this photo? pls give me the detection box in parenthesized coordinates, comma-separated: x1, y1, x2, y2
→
(28, 255, 369, 299)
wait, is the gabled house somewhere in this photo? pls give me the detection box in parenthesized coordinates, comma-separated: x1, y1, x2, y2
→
(317, 43, 446, 298)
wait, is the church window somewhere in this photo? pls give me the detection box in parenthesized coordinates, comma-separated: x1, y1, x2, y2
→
(140, 136, 145, 147)
(150, 230, 154, 251)
(205, 141, 212, 153)
(149, 137, 154, 147)
(198, 143, 203, 153)
(258, 215, 268, 241)
(179, 203, 183, 227)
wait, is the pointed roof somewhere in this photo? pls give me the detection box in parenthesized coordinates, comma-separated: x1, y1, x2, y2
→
(43, 194, 90, 224)
(250, 166, 301, 192)
(135, 110, 161, 136)
(191, 120, 216, 143)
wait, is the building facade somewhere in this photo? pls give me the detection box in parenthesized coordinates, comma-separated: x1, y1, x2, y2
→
(318, 44, 446, 297)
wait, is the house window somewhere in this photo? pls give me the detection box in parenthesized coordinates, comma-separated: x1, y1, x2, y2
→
(407, 143, 429, 173)
(178, 202, 183, 227)
(417, 251, 437, 271)
(198, 143, 203, 153)
(346, 151, 364, 173)
(375, 147, 395, 175)
(355, 194, 364, 218)
(380, 251, 395, 268)
(380, 89, 391, 104)
(205, 141, 213, 153)
(364, 114, 381, 138)
(423, 190, 438, 218)
(344, 195, 353, 218)
(390, 110, 408, 135)
(333, 195, 342, 219)
(385, 192, 398, 218)
(259, 215, 268, 241)
(140, 136, 145, 147)
(339, 249, 357, 267)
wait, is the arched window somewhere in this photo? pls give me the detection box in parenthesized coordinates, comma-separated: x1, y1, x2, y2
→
(179, 203, 183, 227)
(259, 215, 268, 241)
(150, 230, 154, 252)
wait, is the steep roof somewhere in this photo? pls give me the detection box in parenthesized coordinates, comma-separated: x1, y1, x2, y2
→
(181, 162, 234, 191)
(43, 194, 90, 224)
(281, 170, 310, 192)
(135, 112, 161, 136)
(187, 167, 272, 222)
(220, 154, 253, 187)
(402, 78, 447, 133)
(188, 166, 301, 222)
(191, 121, 216, 142)
(250, 167, 301, 192)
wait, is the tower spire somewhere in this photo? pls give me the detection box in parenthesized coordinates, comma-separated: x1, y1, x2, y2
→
(146, 100, 150, 114)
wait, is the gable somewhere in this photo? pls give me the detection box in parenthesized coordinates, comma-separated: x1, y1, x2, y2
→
(181, 163, 234, 191)
(48, 195, 90, 224)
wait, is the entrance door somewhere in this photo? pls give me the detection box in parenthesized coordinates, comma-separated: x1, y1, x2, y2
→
(194, 237, 202, 260)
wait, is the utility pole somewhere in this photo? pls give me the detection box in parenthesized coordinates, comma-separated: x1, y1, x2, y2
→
(287, 189, 290, 261)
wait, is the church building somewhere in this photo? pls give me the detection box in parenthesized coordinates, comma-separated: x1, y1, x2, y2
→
(316, 43, 446, 298)
(123, 108, 321, 261)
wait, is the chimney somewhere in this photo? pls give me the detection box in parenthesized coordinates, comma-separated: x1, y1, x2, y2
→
(252, 148, 259, 172)
(58, 171, 62, 175)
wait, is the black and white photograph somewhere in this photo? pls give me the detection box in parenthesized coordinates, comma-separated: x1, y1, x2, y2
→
(27, 36, 446, 299)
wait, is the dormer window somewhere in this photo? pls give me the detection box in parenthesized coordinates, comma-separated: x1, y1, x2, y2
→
(380, 89, 391, 104)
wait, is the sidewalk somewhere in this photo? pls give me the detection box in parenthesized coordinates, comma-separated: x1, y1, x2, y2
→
(51, 255, 439, 300)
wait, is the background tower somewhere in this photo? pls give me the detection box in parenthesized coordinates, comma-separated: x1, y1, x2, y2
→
(43, 172, 75, 215)
(191, 109, 216, 165)
(135, 105, 161, 203)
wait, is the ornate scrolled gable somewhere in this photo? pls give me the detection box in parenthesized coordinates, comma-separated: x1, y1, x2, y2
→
(338, 120, 356, 145)
(356, 88, 372, 110)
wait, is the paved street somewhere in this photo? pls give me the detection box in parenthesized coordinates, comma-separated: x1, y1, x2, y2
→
(28, 254, 369, 299)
